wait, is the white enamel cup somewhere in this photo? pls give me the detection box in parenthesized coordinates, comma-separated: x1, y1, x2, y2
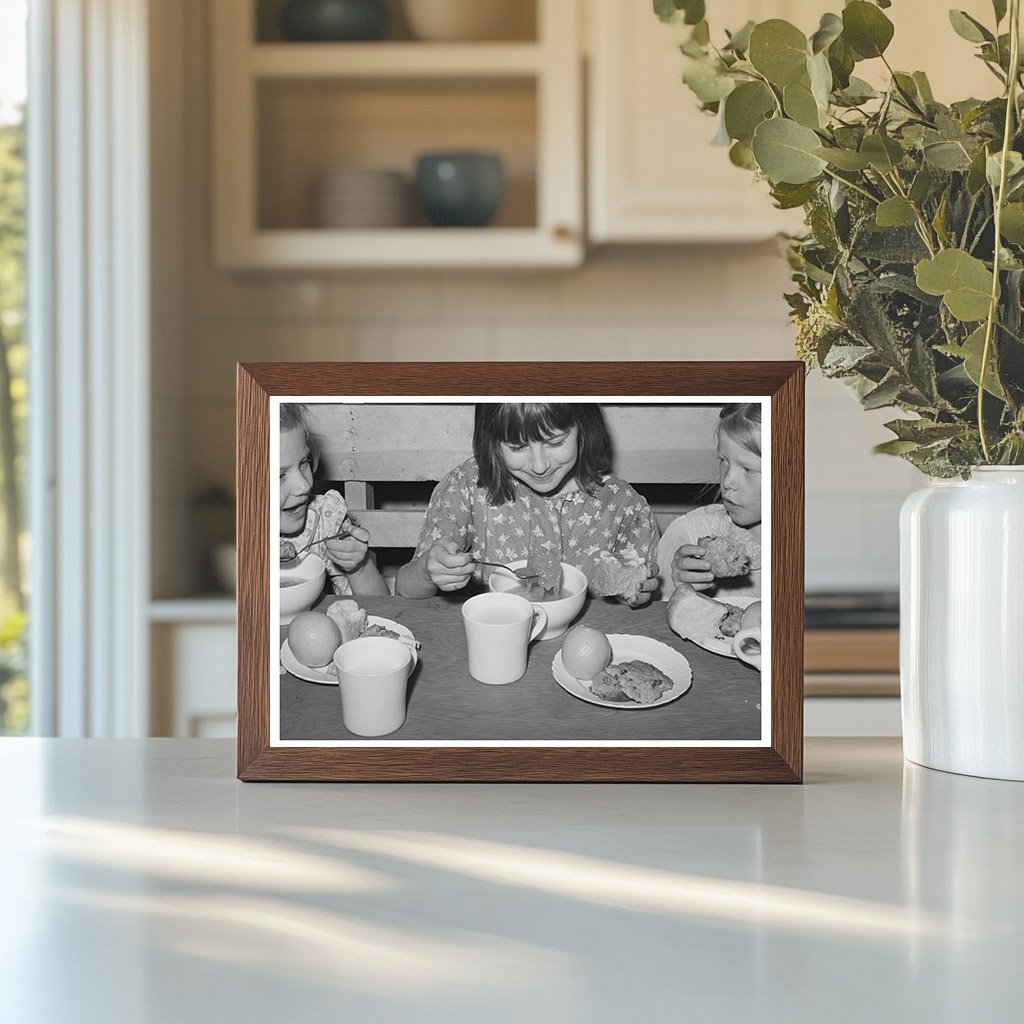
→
(333, 636, 418, 736)
(731, 626, 762, 671)
(461, 592, 548, 684)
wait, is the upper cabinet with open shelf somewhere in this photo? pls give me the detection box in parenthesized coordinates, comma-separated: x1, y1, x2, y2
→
(212, 0, 582, 268)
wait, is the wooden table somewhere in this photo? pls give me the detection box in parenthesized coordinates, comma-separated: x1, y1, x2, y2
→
(279, 594, 762, 742)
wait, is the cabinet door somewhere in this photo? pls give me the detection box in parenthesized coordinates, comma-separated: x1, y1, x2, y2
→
(588, 0, 814, 242)
(588, 0, 995, 243)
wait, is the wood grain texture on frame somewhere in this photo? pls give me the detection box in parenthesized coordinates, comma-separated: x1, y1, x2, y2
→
(237, 362, 804, 783)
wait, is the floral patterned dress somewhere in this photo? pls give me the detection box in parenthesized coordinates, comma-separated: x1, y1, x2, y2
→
(284, 489, 353, 595)
(413, 458, 660, 588)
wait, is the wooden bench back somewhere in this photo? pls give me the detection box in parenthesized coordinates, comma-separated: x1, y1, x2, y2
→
(306, 403, 721, 550)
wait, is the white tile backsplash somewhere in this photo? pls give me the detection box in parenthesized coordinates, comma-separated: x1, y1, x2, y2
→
(182, 251, 919, 593)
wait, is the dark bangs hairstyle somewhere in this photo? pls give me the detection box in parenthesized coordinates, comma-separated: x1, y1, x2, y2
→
(474, 403, 613, 505)
(279, 402, 321, 473)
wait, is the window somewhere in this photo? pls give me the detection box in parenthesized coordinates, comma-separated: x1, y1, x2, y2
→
(0, 0, 27, 734)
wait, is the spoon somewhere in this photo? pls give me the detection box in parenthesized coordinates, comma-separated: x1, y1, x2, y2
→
(474, 560, 540, 581)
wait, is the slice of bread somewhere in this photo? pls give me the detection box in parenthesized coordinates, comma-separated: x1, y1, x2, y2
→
(325, 599, 367, 643)
(667, 584, 730, 641)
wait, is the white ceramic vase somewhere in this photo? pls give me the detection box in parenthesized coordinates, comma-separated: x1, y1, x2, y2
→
(900, 467, 1024, 781)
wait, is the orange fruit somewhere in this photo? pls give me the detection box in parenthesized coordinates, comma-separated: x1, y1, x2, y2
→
(561, 625, 613, 680)
(288, 611, 342, 668)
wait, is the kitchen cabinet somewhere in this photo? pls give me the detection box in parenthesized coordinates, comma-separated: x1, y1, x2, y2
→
(587, 0, 810, 243)
(586, 0, 999, 244)
(211, 0, 583, 268)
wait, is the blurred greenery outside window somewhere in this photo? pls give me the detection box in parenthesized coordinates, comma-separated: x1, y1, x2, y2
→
(1, 0, 28, 734)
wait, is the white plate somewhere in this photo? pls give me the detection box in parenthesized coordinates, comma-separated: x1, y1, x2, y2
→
(280, 617, 417, 685)
(552, 634, 692, 710)
(688, 595, 758, 658)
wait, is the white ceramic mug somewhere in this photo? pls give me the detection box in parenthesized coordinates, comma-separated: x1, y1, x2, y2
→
(333, 636, 418, 736)
(461, 592, 548, 685)
(732, 626, 762, 671)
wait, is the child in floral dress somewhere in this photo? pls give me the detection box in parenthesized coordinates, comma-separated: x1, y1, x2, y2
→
(396, 403, 659, 606)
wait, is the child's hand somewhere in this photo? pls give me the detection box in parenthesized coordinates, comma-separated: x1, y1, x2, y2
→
(427, 540, 474, 592)
(671, 544, 715, 592)
(617, 565, 660, 609)
(324, 523, 370, 573)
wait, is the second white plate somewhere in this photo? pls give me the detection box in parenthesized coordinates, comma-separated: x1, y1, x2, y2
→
(280, 616, 417, 685)
(552, 634, 692, 709)
(688, 595, 758, 658)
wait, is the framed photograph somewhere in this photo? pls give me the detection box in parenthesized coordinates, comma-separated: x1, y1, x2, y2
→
(237, 362, 804, 782)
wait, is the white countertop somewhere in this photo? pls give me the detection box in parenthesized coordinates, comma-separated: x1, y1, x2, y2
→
(1, 738, 1020, 1023)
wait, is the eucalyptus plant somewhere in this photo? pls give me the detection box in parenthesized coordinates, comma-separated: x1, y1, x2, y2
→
(657, 0, 1024, 476)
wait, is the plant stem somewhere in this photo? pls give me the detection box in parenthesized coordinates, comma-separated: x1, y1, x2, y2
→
(822, 167, 880, 204)
(978, 0, 1021, 461)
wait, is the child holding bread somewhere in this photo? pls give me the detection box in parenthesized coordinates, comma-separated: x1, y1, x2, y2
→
(658, 403, 761, 601)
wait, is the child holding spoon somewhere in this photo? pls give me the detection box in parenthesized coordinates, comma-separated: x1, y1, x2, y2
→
(396, 403, 659, 605)
(280, 403, 388, 596)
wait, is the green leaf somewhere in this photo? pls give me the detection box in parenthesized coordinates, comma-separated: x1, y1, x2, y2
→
(729, 140, 757, 169)
(922, 140, 973, 171)
(837, 76, 879, 104)
(915, 250, 994, 321)
(876, 197, 918, 228)
(908, 164, 933, 205)
(1000, 203, 1024, 245)
(967, 144, 991, 194)
(986, 150, 1024, 191)
(813, 146, 872, 170)
(884, 418, 963, 443)
(912, 71, 934, 104)
(653, 0, 705, 26)
(807, 51, 833, 110)
(748, 20, 809, 87)
(784, 80, 824, 129)
(943, 325, 1006, 398)
(751, 118, 828, 184)
(810, 12, 843, 54)
(692, 19, 710, 45)
(993, 0, 1008, 24)
(862, 374, 903, 409)
(860, 133, 904, 173)
(874, 439, 922, 455)
(770, 180, 820, 209)
(723, 20, 755, 53)
(948, 10, 994, 44)
(827, 35, 856, 89)
(723, 81, 776, 145)
(682, 57, 736, 104)
(842, 1, 894, 59)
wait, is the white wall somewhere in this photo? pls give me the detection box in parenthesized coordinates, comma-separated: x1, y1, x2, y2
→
(151, 0, 921, 599)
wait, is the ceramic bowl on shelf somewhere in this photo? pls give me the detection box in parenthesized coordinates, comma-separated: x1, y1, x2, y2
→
(281, 0, 388, 42)
(403, 0, 534, 42)
(315, 167, 408, 228)
(414, 152, 504, 227)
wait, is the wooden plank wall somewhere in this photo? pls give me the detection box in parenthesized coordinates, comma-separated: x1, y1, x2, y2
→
(304, 402, 723, 550)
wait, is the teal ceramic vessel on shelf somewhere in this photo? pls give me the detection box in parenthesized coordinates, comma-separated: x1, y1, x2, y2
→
(280, 0, 388, 41)
(415, 152, 505, 227)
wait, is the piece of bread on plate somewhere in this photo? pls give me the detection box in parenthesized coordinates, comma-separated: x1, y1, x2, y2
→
(667, 584, 741, 641)
(326, 599, 367, 643)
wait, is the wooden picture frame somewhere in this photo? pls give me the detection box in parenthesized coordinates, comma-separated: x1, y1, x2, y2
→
(237, 362, 804, 782)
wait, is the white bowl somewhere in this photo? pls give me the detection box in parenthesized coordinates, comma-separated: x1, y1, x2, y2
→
(488, 560, 587, 640)
(279, 553, 327, 624)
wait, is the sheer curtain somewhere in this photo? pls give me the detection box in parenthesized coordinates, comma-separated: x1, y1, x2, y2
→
(28, 0, 150, 736)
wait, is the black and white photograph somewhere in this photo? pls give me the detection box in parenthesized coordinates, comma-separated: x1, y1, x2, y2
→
(271, 397, 771, 747)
